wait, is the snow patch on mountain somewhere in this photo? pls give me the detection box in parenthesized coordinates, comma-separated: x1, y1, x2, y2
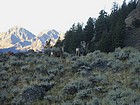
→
(38, 29, 60, 46)
(0, 26, 65, 53)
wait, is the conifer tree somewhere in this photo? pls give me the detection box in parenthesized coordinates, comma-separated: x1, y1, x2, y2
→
(84, 17, 95, 43)
(63, 23, 84, 53)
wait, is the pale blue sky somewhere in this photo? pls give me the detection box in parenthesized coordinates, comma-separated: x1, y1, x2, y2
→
(0, 0, 127, 34)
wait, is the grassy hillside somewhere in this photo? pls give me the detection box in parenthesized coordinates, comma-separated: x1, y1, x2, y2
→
(0, 47, 140, 105)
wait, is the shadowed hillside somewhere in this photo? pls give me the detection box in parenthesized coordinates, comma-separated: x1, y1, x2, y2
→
(125, 0, 140, 50)
(0, 47, 140, 105)
(0, 0, 140, 105)
(124, 28, 140, 50)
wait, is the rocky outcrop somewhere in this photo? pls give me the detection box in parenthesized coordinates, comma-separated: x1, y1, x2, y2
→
(137, 0, 140, 9)
(124, 27, 140, 50)
(124, 0, 140, 51)
(125, 0, 140, 28)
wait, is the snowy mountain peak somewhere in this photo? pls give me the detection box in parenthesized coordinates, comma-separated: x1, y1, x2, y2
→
(38, 29, 59, 38)
(37, 29, 60, 46)
(0, 27, 65, 53)
(9, 25, 22, 30)
(6, 26, 36, 40)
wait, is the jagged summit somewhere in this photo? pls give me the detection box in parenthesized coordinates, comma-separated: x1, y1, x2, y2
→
(38, 29, 60, 46)
(38, 29, 59, 40)
(7, 26, 36, 40)
(0, 26, 64, 53)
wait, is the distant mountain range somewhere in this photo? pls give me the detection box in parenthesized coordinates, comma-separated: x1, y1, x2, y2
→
(0, 26, 64, 53)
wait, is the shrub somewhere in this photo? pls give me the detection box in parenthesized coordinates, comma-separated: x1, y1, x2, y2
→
(102, 88, 140, 105)
(62, 79, 91, 96)
(79, 65, 91, 71)
(44, 47, 51, 56)
(9, 75, 20, 85)
(47, 57, 60, 65)
(12, 86, 20, 95)
(108, 59, 125, 72)
(87, 98, 100, 105)
(88, 75, 108, 86)
(48, 68, 64, 76)
(75, 88, 93, 100)
(130, 79, 140, 89)
(34, 64, 48, 74)
(90, 58, 109, 70)
(21, 65, 30, 71)
(72, 60, 89, 73)
(0, 90, 8, 105)
(62, 101, 73, 105)
(44, 95, 54, 103)
(12, 83, 54, 104)
(72, 61, 85, 70)
(113, 47, 130, 61)
(72, 99, 84, 105)
(10, 60, 24, 67)
(0, 70, 8, 81)
(0, 81, 8, 89)
(130, 65, 140, 74)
